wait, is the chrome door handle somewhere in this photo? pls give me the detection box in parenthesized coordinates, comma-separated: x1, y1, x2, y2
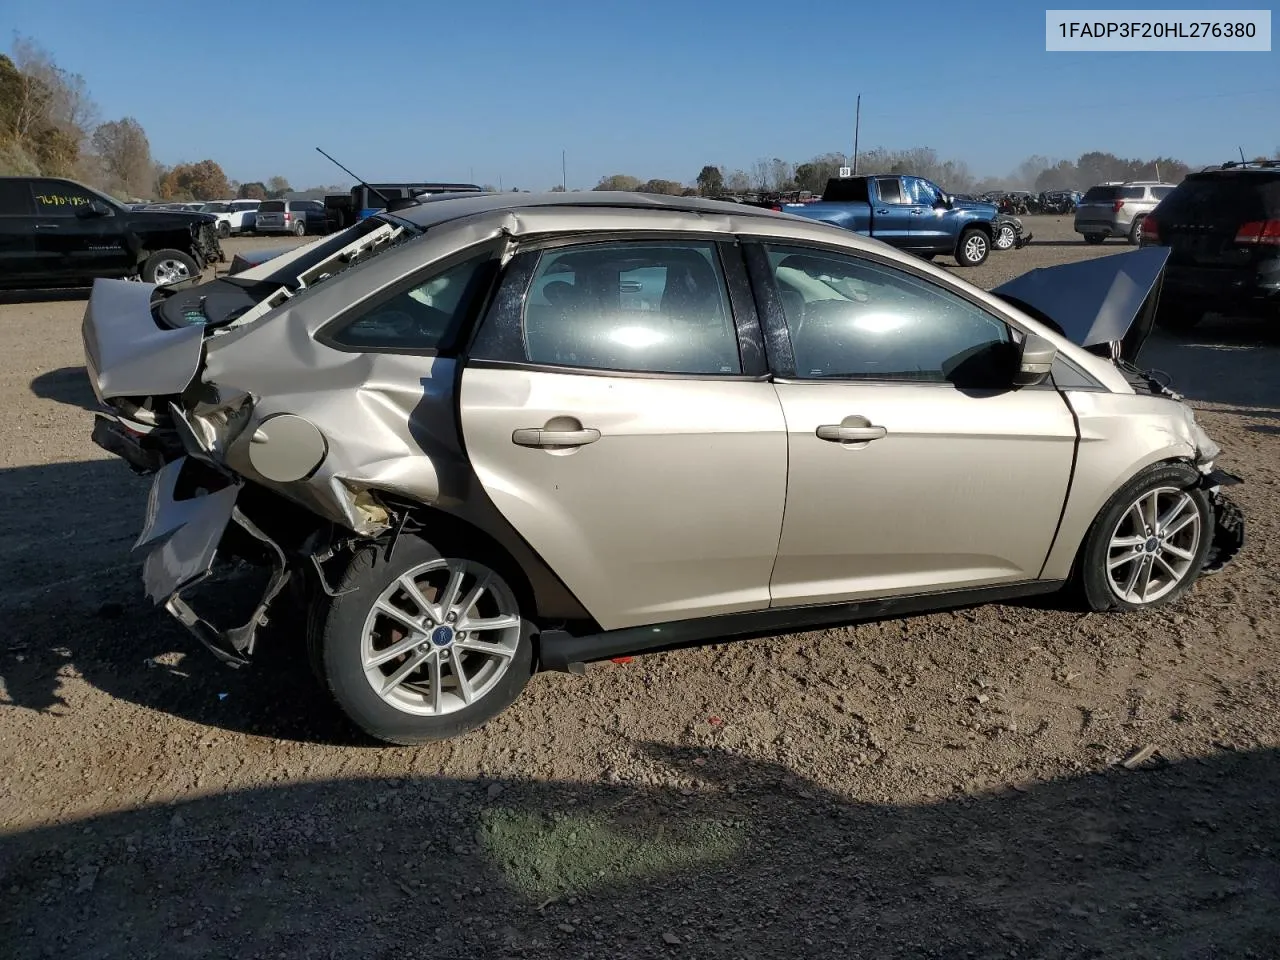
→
(34, 223, 60, 230)
(816, 423, 887, 443)
(512, 427, 601, 448)
(875, 208, 889, 215)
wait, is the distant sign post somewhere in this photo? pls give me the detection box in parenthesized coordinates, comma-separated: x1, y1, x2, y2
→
(838, 166, 852, 178)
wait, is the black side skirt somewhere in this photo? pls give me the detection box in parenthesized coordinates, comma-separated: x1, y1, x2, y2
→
(538, 579, 1064, 673)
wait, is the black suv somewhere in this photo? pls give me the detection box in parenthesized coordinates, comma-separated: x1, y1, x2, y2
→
(1141, 161, 1280, 330)
(0, 176, 224, 290)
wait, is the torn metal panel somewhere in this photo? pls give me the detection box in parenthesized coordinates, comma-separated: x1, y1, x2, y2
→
(82, 279, 205, 400)
(134, 459, 241, 602)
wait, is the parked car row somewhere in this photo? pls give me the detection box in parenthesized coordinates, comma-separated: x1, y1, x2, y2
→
(130, 197, 339, 238)
(1073, 181, 1178, 244)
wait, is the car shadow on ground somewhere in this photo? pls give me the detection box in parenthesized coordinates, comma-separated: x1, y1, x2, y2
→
(29, 366, 99, 411)
(2, 743, 1279, 959)
(0, 288, 91, 305)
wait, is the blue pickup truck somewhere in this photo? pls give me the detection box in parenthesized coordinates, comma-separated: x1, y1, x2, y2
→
(781, 175, 1006, 267)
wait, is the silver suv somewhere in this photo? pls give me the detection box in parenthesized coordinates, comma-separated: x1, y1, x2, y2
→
(1074, 181, 1177, 244)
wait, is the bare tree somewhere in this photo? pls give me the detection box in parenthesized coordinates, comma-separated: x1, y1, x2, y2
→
(92, 118, 152, 196)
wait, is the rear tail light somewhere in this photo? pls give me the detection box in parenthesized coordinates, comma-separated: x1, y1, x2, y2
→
(771, 204, 783, 212)
(1235, 220, 1280, 246)
(283, 212, 292, 221)
(1141, 216, 1160, 243)
(1112, 199, 1125, 212)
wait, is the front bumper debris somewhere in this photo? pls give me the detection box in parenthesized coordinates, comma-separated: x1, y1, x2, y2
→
(134, 457, 290, 667)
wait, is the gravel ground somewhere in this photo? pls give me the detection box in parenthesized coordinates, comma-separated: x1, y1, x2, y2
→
(2, 219, 1279, 959)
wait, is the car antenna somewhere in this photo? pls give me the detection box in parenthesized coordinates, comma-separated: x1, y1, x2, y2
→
(1238, 146, 1247, 163)
(315, 147, 391, 205)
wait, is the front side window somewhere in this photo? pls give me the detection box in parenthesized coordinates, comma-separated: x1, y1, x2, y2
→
(520, 240, 741, 375)
(328, 252, 492, 351)
(766, 244, 1012, 384)
(31, 180, 97, 216)
(906, 178, 940, 206)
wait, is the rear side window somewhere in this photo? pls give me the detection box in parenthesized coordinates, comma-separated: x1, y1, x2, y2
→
(259, 200, 285, 212)
(1120, 186, 1146, 199)
(875, 177, 904, 203)
(0, 180, 33, 216)
(327, 251, 493, 352)
(1150, 186, 1175, 199)
(1159, 175, 1280, 221)
(1083, 186, 1119, 202)
(519, 240, 741, 375)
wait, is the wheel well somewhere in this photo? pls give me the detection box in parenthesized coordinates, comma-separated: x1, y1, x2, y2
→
(391, 504, 544, 628)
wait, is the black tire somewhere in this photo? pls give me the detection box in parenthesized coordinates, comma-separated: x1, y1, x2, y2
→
(312, 536, 535, 745)
(1156, 306, 1205, 332)
(954, 227, 990, 267)
(1127, 216, 1146, 245)
(141, 249, 199, 286)
(293, 219, 307, 237)
(1076, 462, 1213, 613)
(1083, 233, 1106, 245)
(216, 220, 230, 238)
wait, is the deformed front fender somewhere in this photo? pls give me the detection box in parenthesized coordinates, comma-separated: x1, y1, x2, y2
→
(1040, 391, 1210, 580)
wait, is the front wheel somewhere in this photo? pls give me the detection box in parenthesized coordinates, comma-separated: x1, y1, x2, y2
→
(1076, 463, 1212, 612)
(216, 221, 230, 238)
(993, 223, 1017, 250)
(313, 536, 535, 744)
(141, 249, 199, 286)
(954, 228, 989, 267)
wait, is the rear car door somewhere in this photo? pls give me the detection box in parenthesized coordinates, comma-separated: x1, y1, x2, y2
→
(460, 236, 788, 631)
(869, 177, 923, 248)
(0, 179, 40, 285)
(30, 179, 132, 281)
(746, 240, 1077, 607)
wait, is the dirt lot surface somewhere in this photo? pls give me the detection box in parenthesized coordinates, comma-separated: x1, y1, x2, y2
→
(2, 219, 1279, 959)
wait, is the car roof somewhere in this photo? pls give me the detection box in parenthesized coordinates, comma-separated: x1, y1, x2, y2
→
(390, 190, 793, 231)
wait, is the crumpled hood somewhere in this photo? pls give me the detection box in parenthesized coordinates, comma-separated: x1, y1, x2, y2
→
(992, 246, 1170, 362)
(952, 199, 998, 217)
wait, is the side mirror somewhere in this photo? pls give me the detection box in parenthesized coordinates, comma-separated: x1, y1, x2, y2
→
(77, 200, 112, 218)
(1014, 333, 1057, 387)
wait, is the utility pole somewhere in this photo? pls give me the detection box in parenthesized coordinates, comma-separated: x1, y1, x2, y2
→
(499, 174, 504, 191)
(562, 149, 567, 191)
(852, 94, 862, 175)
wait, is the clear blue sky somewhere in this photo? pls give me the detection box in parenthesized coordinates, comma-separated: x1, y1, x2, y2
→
(6, 0, 1277, 189)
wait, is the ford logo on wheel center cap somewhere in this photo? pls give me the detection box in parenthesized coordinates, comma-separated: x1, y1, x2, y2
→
(430, 625, 455, 647)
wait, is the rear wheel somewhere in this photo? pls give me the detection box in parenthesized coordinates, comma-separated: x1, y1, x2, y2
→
(1077, 463, 1212, 612)
(293, 219, 307, 236)
(314, 536, 534, 744)
(954, 228, 989, 266)
(1127, 216, 1146, 245)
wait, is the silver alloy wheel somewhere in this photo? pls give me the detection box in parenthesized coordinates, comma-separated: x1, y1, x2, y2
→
(963, 233, 987, 262)
(1106, 486, 1202, 604)
(995, 224, 1016, 249)
(360, 558, 521, 716)
(152, 258, 192, 285)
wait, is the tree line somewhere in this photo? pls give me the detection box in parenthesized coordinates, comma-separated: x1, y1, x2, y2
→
(0, 36, 332, 202)
(4, 36, 1277, 205)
